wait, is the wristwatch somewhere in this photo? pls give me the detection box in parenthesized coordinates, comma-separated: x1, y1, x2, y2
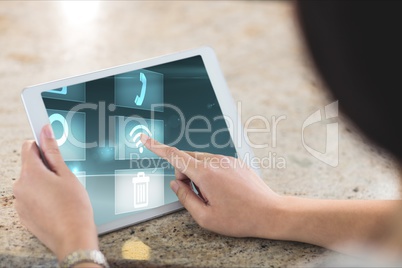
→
(59, 250, 110, 268)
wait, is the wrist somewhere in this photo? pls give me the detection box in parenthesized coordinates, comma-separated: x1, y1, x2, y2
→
(256, 195, 300, 241)
(56, 222, 99, 261)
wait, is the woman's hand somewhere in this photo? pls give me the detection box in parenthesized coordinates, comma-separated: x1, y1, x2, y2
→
(141, 135, 284, 238)
(142, 135, 402, 259)
(13, 125, 99, 261)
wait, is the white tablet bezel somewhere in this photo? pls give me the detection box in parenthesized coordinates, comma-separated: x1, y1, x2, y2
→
(21, 46, 258, 235)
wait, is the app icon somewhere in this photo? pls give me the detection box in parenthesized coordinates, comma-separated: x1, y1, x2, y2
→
(114, 117, 164, 160)
(134, 72, 147, 106)
(132, 172, 150, 208)
(49, 86, 68, 95)
(115, 168, 164, 214)
(129, 125, 152, 154)
(47, 109, 86, 161)
(42, 84, 86, 102)
(49, 113, 69, 146)
(115, 69, 164, 112)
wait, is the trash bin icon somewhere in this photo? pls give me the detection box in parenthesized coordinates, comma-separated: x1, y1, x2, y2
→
(132, 172, 150, 208)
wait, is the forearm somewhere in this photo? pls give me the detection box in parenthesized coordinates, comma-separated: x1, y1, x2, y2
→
(265, 197, 401, 253)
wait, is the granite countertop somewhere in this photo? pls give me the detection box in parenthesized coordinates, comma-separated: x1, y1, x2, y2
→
(1, 1, 401, 267)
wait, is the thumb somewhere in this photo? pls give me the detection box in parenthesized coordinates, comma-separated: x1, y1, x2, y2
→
(170, 180, 206, 222)
(40, 124, 69, 175)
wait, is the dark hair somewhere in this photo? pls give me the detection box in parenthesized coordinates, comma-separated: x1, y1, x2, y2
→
(297, 0, 402, 159)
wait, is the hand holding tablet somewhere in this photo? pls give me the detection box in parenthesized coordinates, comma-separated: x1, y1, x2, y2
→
(14, 123, 269, 264)
(20, 47, 255, 234)
(14, 125, 99, 262)
(15, 46, 269, 266)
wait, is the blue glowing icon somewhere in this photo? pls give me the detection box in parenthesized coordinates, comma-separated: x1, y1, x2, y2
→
(114, 117, 163, 160)
(47, 109, 86, 161)
(49, 86, 68, 95)
(114, 69, 163, 112)
(42, 84, 85, 102)
(134, 72, 147, 106)
(129, 125, 152, 154)
(49, 113, 69, 146)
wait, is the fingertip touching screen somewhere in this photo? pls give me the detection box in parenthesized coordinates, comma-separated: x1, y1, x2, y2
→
(41, 56, 237, 226)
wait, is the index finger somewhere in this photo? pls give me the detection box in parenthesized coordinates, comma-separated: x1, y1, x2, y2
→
(141, 135, 203, 184)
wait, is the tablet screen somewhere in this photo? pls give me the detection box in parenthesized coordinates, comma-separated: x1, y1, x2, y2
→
(41, 56, 237, 226)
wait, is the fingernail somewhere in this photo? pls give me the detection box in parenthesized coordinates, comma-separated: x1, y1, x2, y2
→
(140, 134, 150, 145)
(170, 180, 179, 194)
(44, 124, 54, 139)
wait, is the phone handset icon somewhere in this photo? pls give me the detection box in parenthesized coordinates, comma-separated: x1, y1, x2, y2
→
(135, 72, 147, 106)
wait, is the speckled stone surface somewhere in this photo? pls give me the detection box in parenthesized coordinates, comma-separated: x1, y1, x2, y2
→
(0, 1, 401, 267)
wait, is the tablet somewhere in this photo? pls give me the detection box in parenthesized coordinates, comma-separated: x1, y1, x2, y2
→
(21, 46, 256, 234)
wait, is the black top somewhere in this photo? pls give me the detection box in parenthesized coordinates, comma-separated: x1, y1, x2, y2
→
(297, 0, 402, 160)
